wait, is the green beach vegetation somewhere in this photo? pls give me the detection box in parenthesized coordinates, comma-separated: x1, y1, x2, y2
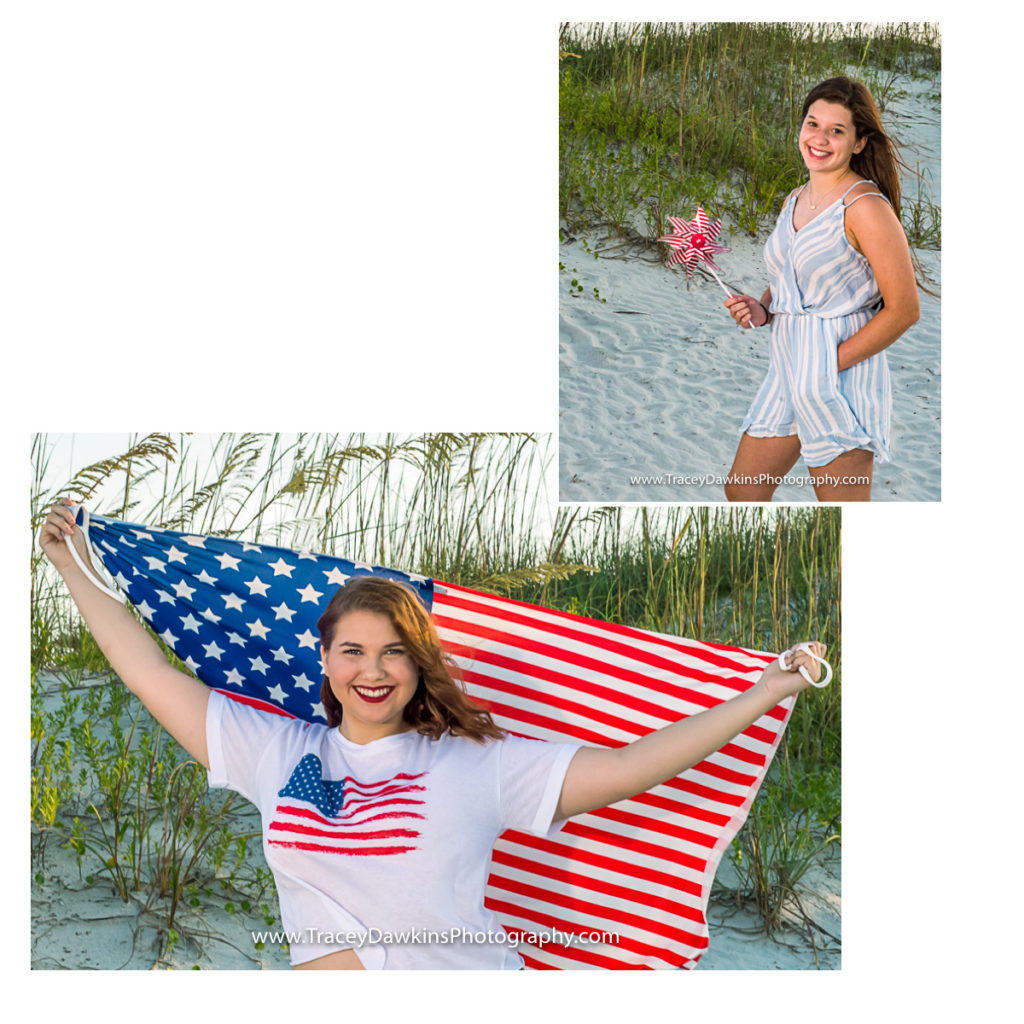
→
(31, 433, 841, 965)
(560, 21, 941, 252)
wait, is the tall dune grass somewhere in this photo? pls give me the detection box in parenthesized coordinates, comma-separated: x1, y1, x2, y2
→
(31, 432, 841, 956)
(559, 21, 940, 247)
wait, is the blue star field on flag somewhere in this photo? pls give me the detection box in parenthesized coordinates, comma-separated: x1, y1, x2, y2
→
(73, 507, 432, 722)
(278, 754, 348, 816)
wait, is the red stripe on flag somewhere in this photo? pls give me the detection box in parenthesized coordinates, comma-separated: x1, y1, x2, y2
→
(490, 848, 706, 925)
(485, 896, 692, 969)
(267, 839, 419, 856)
(559, 820, 710, 874)
(497, 829, 705, 899)
(277, 803, 426, 826)
(214, 688, 299, 718)
(268, 821, 420, 841)
(587, 804, 720, 850)
(456, 662, 666, 737)
(435, 610, 754, 707)
(511, 938, 657, 971)
(476, 697, 633, 748)
(436, 582, 771, 674)
(463, 660, 783, 749)
(446, 638, 736, 725)
(487, 869, 703, 946)
(625, 789, 732, 829)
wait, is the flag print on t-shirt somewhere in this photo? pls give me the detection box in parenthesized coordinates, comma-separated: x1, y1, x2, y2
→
(267, 754, 429, 856)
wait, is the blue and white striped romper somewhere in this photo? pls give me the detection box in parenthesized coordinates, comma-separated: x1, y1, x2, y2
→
(740, 179, 893, 466)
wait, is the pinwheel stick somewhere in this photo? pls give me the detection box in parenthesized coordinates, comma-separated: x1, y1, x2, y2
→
(702, 264, 733, 300)
(688, 262, 754, 326)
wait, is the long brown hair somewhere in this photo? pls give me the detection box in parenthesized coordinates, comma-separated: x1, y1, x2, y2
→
(801, 76, 905, 221)
(317, 576, 504, 743)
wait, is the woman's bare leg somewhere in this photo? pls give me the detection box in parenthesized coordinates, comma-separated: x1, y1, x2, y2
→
(725, 433, 802, 501)
(809, 448, 874, 501)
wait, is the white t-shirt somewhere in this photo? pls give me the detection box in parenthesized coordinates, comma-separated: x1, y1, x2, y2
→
(206, 691, 580, 969)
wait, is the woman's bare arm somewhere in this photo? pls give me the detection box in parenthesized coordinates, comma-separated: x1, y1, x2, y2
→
(554, 643, 825, 820)
(838, 193, 920, 370)
(39, 502, 211, 766)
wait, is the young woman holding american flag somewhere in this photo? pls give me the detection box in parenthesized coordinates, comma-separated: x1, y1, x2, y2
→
(40, 500, 827, 970)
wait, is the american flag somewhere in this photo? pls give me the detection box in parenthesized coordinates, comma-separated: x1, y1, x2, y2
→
(269, 755, 428, 857)
(71, 508, 795, 970)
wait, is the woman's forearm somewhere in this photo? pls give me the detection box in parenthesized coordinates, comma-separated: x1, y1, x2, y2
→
(556, 674, 800, 819)
(837, 302, 919, 371)
(57, 558, 173, 689)
(604, 678, 788, 802)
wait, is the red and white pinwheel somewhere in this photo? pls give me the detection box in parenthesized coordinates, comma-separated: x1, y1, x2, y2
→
(658, 205, 764, 326)
(658, 206, 732, 296)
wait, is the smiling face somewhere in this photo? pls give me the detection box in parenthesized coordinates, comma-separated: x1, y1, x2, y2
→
(321, 609, 421, 744)
(799, 100, 866, 175)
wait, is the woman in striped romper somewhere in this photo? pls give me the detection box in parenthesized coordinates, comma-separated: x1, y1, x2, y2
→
(724, 77, 920, 501)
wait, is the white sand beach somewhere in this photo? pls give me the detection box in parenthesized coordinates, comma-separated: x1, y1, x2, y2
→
(31, 831, 840, 972)
(559, 74, 940, 503)
(31, 672, 840, 971)
(32, 828, 289, 971)
(30, 818, 841, 972)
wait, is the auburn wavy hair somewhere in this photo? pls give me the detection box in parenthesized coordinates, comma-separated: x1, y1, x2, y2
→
(800, 76, 905, 221)
(317, 576, 504, 743)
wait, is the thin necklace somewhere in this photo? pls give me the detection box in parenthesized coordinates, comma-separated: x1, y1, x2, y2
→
(807, 174, 851, 210)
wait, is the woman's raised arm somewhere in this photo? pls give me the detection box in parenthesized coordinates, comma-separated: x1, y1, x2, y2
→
(39, 501, 211, 767)
(554, 643, 826, 820)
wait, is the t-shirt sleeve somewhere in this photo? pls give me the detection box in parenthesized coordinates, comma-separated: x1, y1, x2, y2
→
(497, 735, 581, 837)
(206, 690, 306, 805)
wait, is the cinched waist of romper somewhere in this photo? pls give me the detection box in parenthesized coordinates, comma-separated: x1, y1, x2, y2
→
(770, 304, 882, 319)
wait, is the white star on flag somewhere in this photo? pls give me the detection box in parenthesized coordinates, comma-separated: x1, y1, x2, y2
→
(272, 601, 296, 621)
(203, 640, 225, 660)
(247, 618, 271, 640)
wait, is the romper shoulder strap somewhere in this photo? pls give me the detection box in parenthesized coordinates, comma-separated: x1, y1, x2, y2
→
(842, 179, 891, 207)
